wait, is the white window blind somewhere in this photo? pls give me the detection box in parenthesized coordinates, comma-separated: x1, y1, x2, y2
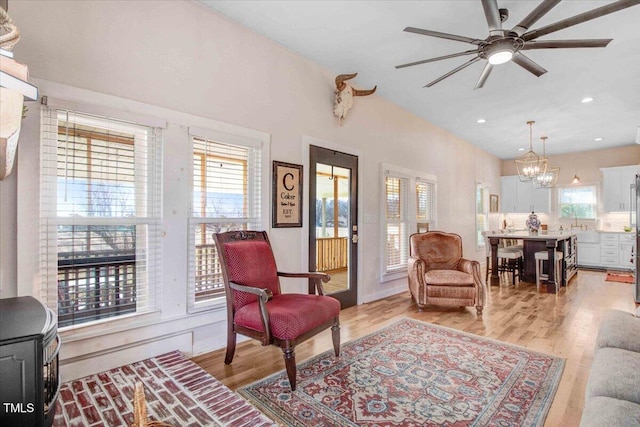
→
(188, 134, 263, 311)
(381, 165, 437, 281)
(40, 107, 162, 328)
(416, 178, 436, 227)
(384, 175, 409, 273)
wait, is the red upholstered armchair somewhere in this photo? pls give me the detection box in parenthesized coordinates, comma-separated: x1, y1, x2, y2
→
(213, 230, 340, 391)
(408, 231, 485, 315)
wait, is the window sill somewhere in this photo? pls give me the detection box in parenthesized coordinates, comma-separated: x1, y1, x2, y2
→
(59, 310, 163, 343)
(58, 305, 226, 345)
(380, 270, 407, 283)
(188, 297, 226, 314)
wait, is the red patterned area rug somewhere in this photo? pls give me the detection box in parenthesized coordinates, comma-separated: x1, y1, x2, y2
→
(53, 350, 275, 427)
(239, 318, 565, 427)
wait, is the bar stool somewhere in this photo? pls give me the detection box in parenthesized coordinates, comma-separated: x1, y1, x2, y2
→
(483, 232, 523, 285)
(534, 250, 563, 292)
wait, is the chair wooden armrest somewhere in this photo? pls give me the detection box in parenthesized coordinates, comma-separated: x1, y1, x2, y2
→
(229, 281, 273, 344)
(278, 271, 331, 295)
(228, 281, 273, 301)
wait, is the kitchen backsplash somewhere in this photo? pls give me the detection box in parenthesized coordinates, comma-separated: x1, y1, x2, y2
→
(498, 212, 632, 232)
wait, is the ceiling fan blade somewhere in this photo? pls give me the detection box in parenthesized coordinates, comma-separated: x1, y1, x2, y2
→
(424, 57, 482, 87)
(481, 0, 503, 36)
(522, 39, 612, 49)
(395, 49, 478, 69)
(512, 52, 547, 77)
(523, 0, 640, 41)
(404, 27, 483, 45)
(474, 63, 494, 89)
(511, 0, 562, 36)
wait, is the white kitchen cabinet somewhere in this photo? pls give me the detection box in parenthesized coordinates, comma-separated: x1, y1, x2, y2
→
(600, 233, 619, 267)
(500, 176, 518, 213)
(576, 231, 601, 267)
(525, 181, 551, 214)
(576, 232, 636, 270)
(619, 233, 636, 269)
(601, 166, 639, 212)
(500, 175, 550, 214)
(577, 243, 601, 266)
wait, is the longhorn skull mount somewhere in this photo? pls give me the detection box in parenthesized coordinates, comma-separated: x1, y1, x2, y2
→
(333, 73, 377, 124)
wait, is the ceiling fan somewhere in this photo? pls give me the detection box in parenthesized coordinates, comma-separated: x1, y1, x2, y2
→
(395, 0, 640, 89)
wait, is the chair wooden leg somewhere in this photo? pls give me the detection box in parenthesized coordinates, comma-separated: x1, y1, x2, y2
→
(476, 306, 483, 315)
(283, 344, 297, 391)
(331, 320, 340, 357)
(224, 330, 237, 365)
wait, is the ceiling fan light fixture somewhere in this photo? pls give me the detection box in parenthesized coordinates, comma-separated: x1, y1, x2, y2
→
(486, 39, 516, 65)
(488, 49, 513, 65)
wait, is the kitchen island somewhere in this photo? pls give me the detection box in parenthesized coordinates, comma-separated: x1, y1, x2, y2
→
(488, 231, 577, 293)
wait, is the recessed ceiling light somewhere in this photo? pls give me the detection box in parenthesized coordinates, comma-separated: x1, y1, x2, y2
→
(594, 137, 604, 141)
(518, 148, 525, 151)
(477, 118, 486, 124)
(581, 97, 594, 103)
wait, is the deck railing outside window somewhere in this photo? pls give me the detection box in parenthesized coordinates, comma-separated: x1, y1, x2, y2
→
(57, 249, 136, 327)
(57, 243, 224, 326)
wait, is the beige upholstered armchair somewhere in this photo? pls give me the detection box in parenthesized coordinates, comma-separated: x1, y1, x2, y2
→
(408, 231, 485, 315)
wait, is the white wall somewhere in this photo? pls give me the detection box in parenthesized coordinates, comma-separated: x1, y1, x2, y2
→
(2, 0, 501, 380)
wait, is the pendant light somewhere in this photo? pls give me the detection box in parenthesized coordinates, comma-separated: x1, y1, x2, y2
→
(533, 136, 560, 189)
(515, 121, 547, 182)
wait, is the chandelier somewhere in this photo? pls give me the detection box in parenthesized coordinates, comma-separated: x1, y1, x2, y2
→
(533, 136, 560, 189)
(515, 121, 547, 182)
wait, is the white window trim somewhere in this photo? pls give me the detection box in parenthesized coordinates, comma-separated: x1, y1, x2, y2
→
(379, 163, 437, 283)
(186, 126, 270, 313)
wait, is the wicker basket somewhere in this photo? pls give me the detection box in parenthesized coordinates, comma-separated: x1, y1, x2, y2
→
(129, 382, 173, 427)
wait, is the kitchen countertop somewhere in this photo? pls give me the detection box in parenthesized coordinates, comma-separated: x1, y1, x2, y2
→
(488, 231, 575, 240)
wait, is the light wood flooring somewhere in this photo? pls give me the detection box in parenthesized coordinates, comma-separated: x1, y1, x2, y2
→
(192, 269, 638, 426)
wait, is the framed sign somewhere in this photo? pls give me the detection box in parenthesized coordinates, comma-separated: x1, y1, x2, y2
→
(272, 161, 303, 228)
(490, 194, 499, 213)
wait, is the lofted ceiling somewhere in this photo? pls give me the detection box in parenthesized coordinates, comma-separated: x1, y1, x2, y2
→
(199, 0, 640, 160)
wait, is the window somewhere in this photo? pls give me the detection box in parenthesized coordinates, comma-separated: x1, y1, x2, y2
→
(40, 107, 162, 328)
(476, 183, 489, 250)
(188, 130, 263, 311)
(558, 186, 597, 219)
(384, 175, 409, 273)
(381, 165, 436, 281)
(416, 178, 436, 231)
